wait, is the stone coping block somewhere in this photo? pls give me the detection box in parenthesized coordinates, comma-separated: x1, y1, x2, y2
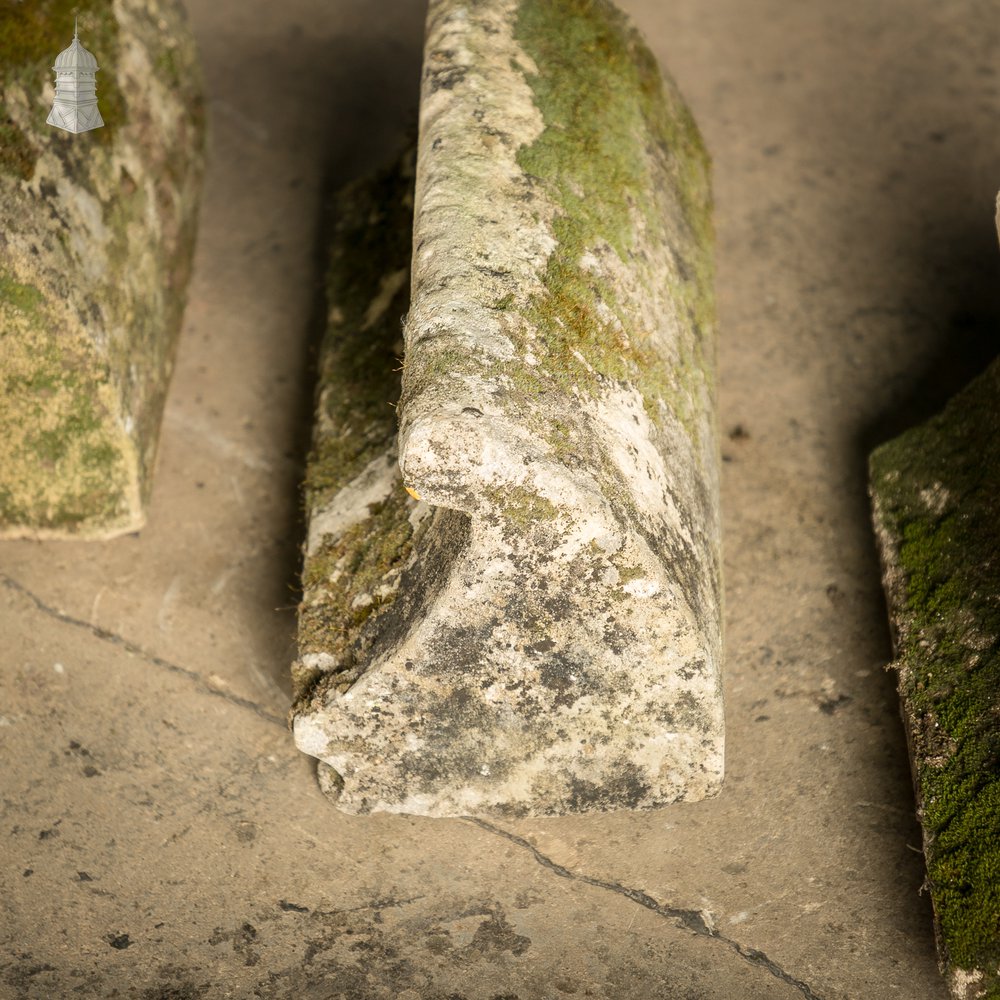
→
(293, 0, 722, 817)
(0, 0, 206, 538)
(870, 353, 1000, 998)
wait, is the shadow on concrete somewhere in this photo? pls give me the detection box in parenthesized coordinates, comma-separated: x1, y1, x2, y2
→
(199, 12, 427, 694)
(844, 124, 1000, 960)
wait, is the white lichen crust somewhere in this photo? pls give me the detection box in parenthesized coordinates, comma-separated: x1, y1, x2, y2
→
(0, 0, 205, 538)
(294, 0, 722, 817)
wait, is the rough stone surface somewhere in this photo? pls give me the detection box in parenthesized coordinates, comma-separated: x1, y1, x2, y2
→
(292, 147, 416, 733)
(0, 0, 206, 538)
(293, 0, 721, 817)
(870, 356, 1000, 999)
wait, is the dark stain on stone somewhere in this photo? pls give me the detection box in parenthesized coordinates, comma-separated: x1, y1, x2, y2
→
(142, 986, 210, 1000)
(233, 923, 260, 966)
(818, 693, 852, 715)
(473, 264, 512, 279)
(602, 620, 631, 657)
(107, 932, 131, 949)
(676, 657, 705, 681)
(285, 909, 424, 997)
(141, 978, 213, 1000)
(235, 820, 258, 843)
(425, 931, 452, 955)
(468, 908, 531, 958)
(526, 638, 555, 654)
(425, 50, 468, 92)
(568, 759, 650, 811)
(1, 960, 57, 992)
(209, 921, 262, 968)
(671, 690, 706, 729)
(120, 165, 137, 195)
(536, 651, 589, 709)
(278, 900, 309, 913)
(667, 244, 691, 283)
(540, 592, 574, 623)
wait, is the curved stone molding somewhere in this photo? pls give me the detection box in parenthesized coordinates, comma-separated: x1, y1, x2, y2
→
(293, 0, 722, 817)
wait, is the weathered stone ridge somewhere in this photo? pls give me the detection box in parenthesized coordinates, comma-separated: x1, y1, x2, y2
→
(870, 358, 1000, 1000)
(0, 0, 206, 537)
(293, 0, 722, 816)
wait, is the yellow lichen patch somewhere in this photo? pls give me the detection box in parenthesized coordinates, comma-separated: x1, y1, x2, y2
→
(0, 272, 136, 533)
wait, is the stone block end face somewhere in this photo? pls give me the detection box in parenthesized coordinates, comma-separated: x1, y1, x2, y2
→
(294, 0, 723, 818)
(295, 695, 724, 819)
(870, 357, 1000, 997)
(0, 0, 206, 537)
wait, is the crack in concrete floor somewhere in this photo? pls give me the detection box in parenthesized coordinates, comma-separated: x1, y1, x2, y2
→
(3, 570, 824, 997)
(0, 572, 286, 728)
(467, 818, 827, 1000)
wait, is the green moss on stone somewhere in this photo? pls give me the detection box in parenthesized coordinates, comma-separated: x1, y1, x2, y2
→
(303, 151, 415, 512)
(0, 275, 131, 529)
(297, 490, 420, 703)
(295, 149, 419, 703)
(615, 562, 646, 583)
(870, 359, 1000, 991)
(481, 483, 561, 530)
(0, 269, 44, 313)
(155, 46, 182, 90)
(0, 117, 38, 180)
(512, 0, 714, 437)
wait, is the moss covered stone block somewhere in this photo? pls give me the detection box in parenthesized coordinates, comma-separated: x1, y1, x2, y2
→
(0, 0, 206, 538)
(292, 145, 417, 729)
(870, 358, 1000, 999)
(293, 0, 721, 817)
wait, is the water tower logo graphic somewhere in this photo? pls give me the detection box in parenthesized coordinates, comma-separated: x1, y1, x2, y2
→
(47, 16, 105, 134)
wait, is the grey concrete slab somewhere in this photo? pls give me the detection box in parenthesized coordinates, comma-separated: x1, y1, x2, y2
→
(2, 0, 998, 997)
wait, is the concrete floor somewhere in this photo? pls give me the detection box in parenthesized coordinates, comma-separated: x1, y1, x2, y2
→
(2, 1, 999, 997)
